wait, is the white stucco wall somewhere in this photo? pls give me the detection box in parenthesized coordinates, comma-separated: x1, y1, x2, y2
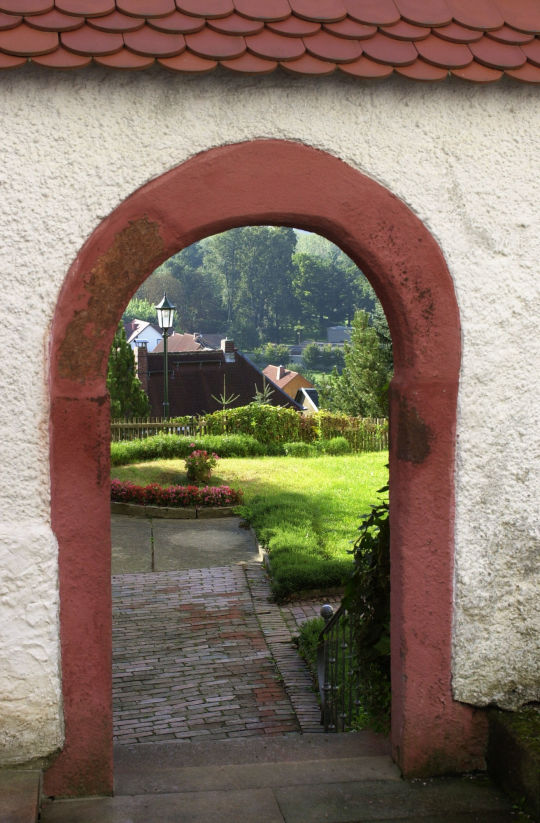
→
(0, 67, 538, 764)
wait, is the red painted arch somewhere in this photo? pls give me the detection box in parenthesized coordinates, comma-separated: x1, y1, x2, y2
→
(46, 139, 487, 797)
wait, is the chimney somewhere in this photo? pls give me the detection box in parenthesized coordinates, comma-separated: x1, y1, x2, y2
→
(277, 365, 285, 380)
(221, 338, 236, 363)
(134, 343, 149, 392)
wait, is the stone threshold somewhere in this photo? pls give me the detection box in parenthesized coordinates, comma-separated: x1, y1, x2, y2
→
(111, 502, 237, 519)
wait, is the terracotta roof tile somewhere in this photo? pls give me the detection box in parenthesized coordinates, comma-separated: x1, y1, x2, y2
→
(176, 0, 234, 19)
(124, 25, 185, 56)
(445, 0, 504, 31)
(247, 27, 304, 60)
(55, 0, 115, 17)
(88, 11, 144, 32)
(267, 16, 320, 37)
(362, 31, 416, 64)
(117, 0, 175, 18)
(95, 46, 154, 67)
(381, 19, 429, 40)
(0, 50, 25, 66)
(339, 53, 393, 76)
(209, 13, 263, 35)
(487, 25, 534, 45)
(186, 27, 244, 58)
(506, 61, 540, 82)
(233, 0, 291, 22)
(469, 36, 526, 69)
(451, 62, 502, 82)
(494, 0, 540, 34)
(0, 0, 536, 81)
(415, 33, 472, 68)
(0, 12, 20, 29)
(221, 51, 276, 72)
(396, 57, 447, 79)
(290, 0, 346, 24)
(433, 21, 483, 43)
(281, 52, 335, 74)
(32, 44, 91, 66)
(0, 21, 57, 54)
(61, 24, 122, 55)
(149, 11, 204, 33)
(323, 18, 375, 39)
(159, 50, 217, 71)
(26, 10, 84, 31)
(344, 0, 399, 26)
(304, 29, 362, 62)
(394, 0, 452, 27)
(521, 38, 540, 66)
(0, 0, 51, 13)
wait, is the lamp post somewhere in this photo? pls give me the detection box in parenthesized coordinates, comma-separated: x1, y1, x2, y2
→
(155, 293, 176, 418)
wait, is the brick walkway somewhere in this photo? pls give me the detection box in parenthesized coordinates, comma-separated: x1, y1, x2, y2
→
(112, 563, 338, 745)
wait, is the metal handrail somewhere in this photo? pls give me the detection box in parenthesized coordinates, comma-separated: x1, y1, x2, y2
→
(317, 603, 360, 732)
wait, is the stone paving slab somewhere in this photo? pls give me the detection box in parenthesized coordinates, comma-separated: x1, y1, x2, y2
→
(114, 755, 400, 795)
(153, 518, 261, 570)
(111, 516, 152, 574)
(41, 787, 285, 823)
(273, 776, 515, 822)
(0, 770, 41, 823)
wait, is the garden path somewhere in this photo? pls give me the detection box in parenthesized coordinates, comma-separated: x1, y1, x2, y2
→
(111, 514, 340, 744)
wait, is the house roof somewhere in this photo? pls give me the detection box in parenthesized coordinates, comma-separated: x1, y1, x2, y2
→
(125, 319, 162, 344)
(263, 364, 314, 391)
(0, 2, 539, 82)
(144, 348, 303, 416)
(153, 332, 207, 353)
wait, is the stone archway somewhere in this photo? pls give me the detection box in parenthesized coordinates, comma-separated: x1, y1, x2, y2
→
(46, 139, 486, 797)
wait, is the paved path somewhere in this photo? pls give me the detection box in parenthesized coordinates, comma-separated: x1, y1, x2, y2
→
(111, 515, 341, 744)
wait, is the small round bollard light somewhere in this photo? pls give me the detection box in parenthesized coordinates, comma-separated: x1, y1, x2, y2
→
(320, 604, 334, 623)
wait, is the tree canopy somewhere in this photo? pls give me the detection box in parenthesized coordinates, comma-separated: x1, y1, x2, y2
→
(107, 323, 150, 419)
(130, 228, 379, 349)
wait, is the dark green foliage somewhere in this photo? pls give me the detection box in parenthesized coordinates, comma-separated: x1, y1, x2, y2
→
(317, 436, 351, 455)
(249, 342, 291, 369)
(111, 433, 268, 466)
(320, 310, 392, 417)
(342, 484, 391, 732)
(297, 616, 325, 677)
(107, 323, 150, 420)
(203, 403, 302, 445)
(283, 441, 318, 457)
(301, 342, 344, 372)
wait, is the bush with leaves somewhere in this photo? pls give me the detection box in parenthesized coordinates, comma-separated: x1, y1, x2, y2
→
(342, 483, 390, 732)
(202, 403, 301, 445)
(111, 433, 269, 466)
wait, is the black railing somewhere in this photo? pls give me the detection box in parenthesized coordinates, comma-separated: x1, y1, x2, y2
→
(317, 604, 361, 732)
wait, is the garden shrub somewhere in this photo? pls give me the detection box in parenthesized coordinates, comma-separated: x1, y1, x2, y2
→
(184, 448, 219, 484)
(111, 433, 267, 466)
(203, 403, 301, 445)
(283, 441, 317, 457)
(317, 436, 351, 455)
(342, 484, 390, 732)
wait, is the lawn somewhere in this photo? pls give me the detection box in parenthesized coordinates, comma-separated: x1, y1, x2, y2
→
(111, 452, 388, 599)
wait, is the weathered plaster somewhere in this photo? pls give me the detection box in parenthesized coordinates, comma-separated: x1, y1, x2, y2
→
(0, 67, 538, 763)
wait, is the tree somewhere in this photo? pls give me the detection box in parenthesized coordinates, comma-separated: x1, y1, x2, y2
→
(320, 310, 392, 417)
(107, 323, 150, 419)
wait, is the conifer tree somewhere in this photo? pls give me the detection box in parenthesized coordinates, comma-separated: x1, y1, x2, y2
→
(107, 323, 150, 419)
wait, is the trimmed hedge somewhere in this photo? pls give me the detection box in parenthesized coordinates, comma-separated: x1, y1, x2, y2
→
(111, 433, 269, 466)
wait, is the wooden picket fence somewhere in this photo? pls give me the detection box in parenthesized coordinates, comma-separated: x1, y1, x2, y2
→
(110, 415, 389, 452)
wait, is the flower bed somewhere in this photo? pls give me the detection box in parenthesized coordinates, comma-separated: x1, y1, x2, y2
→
(111, 479, 243, 508)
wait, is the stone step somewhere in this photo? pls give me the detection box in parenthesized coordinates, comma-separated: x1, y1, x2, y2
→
(0, 769, 41, 823)
(40, 734, 517, 823)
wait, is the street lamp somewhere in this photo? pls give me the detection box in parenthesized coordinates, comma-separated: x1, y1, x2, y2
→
(155, 293, 176, 418)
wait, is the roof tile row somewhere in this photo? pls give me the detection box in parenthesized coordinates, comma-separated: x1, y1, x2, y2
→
(0, 0, 539, 81)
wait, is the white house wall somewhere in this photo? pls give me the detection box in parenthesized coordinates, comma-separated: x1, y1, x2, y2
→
(0, 67, 538, 764)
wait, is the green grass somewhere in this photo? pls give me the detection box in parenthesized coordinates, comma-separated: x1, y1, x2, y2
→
(111, 452, 388, 599)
